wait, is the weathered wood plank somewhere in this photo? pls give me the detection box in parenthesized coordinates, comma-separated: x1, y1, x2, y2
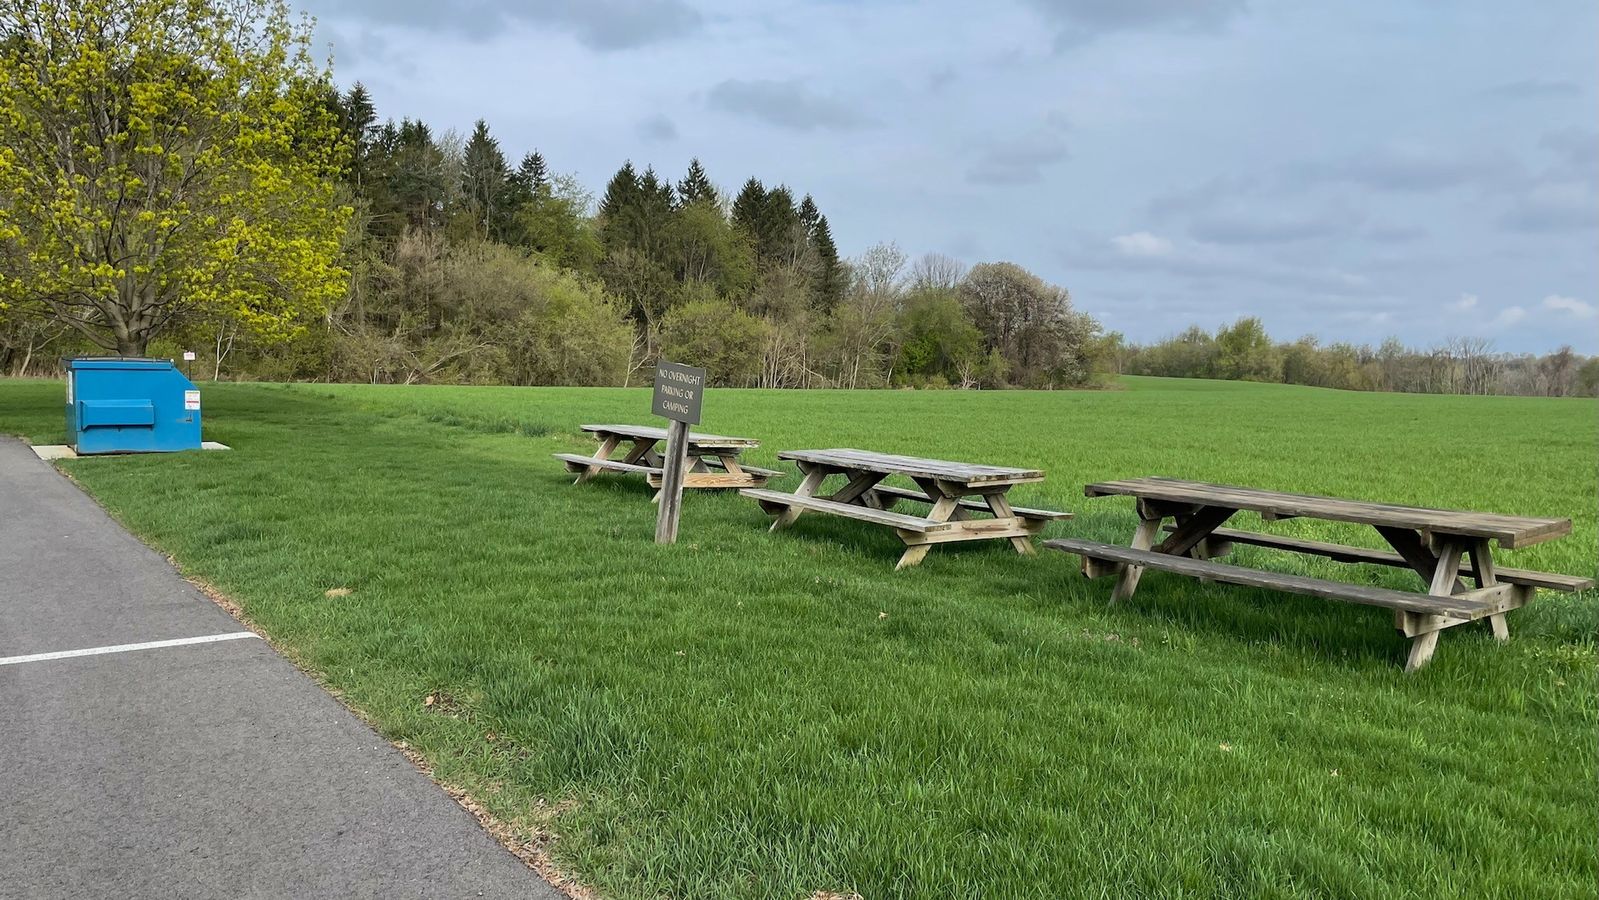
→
(568, 434, 622, 483)
(768, 466, 829, 531)
(1376, 525, 1467, 593)
(868, 484, 1071, 521)
(697, 456, 783, 479)
(1427, 539, 1464, 597)
(895, 546, 932, 569)
(1111, 516, 1164, 603)
(740, 488, 952, 533)
(654, 419, 690, 544)
(583, 423, 760, 450)
(981, 491, 1036, 555)
(553, 453, 658, 476)
(1153, 506, 1236, 556)
(830, 470, 888, 505)
(777, 448, 1043, 485)
(1084, 477, 1571, 549)
(1045, 538, 1501, 619)
(1166, 527, 1594, 592)
(648, 472, 774, 489)
(898, 520, 1044, 545)
(1470, 537, 1511, 642)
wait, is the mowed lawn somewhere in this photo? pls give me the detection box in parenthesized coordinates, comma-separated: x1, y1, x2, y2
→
(3, 376, 1595, 898)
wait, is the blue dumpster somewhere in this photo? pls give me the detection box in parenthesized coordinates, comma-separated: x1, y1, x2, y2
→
(65, 358, 202, 454)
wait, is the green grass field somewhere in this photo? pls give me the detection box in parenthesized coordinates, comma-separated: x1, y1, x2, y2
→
(3, 376, 1595, 898)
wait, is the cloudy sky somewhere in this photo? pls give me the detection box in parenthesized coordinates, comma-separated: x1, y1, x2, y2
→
(303, 0, 1597, 353)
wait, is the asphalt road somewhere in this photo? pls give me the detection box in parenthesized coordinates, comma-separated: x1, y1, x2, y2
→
(0, 437, 566, 900)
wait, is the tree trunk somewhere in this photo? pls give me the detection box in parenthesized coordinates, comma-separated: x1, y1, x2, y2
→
(116, 334, 147, 357)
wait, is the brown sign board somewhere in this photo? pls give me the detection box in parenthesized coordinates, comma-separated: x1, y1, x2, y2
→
(652, 361, 705, 425)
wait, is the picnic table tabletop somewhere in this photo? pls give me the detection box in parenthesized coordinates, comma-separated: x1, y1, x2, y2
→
(1084, 476, 1571, 549)
(582, 423, 760, 450)
(779, 448, 1044, 486)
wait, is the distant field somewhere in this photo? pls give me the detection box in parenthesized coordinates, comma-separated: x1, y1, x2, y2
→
(3, 376, 1595, 898)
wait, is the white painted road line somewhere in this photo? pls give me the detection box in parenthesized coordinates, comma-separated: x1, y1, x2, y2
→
(0, 632, 260, 667)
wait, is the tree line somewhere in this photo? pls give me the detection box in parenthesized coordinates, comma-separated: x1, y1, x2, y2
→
(1105, 318, 1599, 398)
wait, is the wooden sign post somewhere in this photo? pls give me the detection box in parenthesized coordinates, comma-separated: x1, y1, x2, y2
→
(651, 360, 706, 544)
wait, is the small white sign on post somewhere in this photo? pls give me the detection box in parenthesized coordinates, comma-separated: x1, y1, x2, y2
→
(182, 351, 197, 361)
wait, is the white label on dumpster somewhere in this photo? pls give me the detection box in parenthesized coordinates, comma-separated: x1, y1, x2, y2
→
(185, 390, 201, 411)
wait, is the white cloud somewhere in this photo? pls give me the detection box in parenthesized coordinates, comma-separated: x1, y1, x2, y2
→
(1542, 294, 1597, 319)
(1111, 231, 1173, 258)
(1452, 293, 1478, 311)
(1492, 306, 1527, 327)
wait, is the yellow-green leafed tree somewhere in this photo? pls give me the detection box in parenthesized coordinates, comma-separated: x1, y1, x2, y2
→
(0, 0, 350, 356)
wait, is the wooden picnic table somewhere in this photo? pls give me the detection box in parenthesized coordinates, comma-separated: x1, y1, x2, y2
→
(741, 449, 1070, 569)
(554, 424, 782, 498)
(1046, 476, 1591, 671)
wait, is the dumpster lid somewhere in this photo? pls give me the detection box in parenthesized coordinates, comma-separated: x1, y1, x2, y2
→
(65, 356, 177, 370)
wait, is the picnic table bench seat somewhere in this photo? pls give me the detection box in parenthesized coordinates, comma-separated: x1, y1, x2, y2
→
(1045, 538, 1526, 622)
(868, 484, 1073, 522)
(554, 453, 658, 476)
(741, 488, 950, 533)
(1164, 525, 1595, 593)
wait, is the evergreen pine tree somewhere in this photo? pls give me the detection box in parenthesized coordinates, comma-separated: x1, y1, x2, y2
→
(522, 151, 549, 197)
(636, 166, 678, 260)
(757, 185, 801, 261)
(810, 214, 843, 312)
(391, 119, 446, 232)
(797, 194, 821, 231)
(462, 120, 509, 239)
(730, 177, 766, 238)
(677, 158, 715, 206)
(598, 162, 645, 250)
(638, 166, 675, 211)
(505, 151, 547, 213)
(397, 118, 430, 148)
(340, 82, 378, 188)
(599, 162, 639, 219)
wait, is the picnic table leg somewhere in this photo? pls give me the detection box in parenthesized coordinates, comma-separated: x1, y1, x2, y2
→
(832, 470, 888, 505)
(662, 455, 712, 503)
(982, 492, 1035, 556)
(574, 435, 622, 484)
(618, 438, 658, 466)
(1111, 513, 1164, 603)
(895, 545, 932, 569)
(1404, 538, 1465, 672)
(609, 439, 662, 501)
(1469, 538, 1510, 641)
(1154, 506, 1236, 556)
(1376, 526, 1467, 593)
(771, 463, 828, 532)
(894, 481, 960, 570)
